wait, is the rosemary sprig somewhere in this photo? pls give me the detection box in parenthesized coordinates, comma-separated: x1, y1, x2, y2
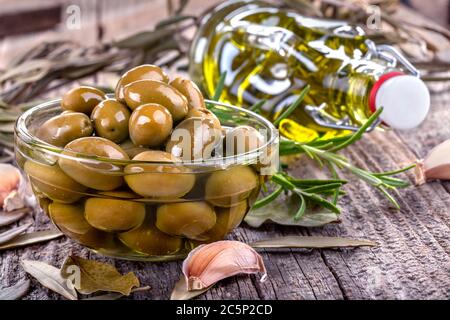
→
(277, 108, 414, 209)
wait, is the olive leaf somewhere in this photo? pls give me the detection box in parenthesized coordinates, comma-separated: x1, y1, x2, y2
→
(249, 236, 376, 249)
(21, 260, 78, 300)
(60, 256, 140, 295)
(113, 28, 176, 49)
(0, 279, 30, 300)
(0, 208, 30, 227)
(0, 223, 32, 245)
(0, 229, 63, 251)
(82, 286, 151, 300)
(170, 277, 213, 301)
(245, 193, 339, 228)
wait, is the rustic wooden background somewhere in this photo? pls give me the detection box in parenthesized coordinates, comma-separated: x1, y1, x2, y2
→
(0, 0, 449, 300)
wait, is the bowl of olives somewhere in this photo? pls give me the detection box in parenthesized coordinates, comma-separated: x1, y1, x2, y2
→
(14, 65, 278, 261)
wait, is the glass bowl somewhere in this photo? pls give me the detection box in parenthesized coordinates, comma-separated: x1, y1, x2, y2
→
(14, 98, 278, 261)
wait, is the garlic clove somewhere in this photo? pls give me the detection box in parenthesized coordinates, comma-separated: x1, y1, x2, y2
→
(0, 164, 21, 209)
(416, 139, 450, 184)
(182, 240, 267, 291)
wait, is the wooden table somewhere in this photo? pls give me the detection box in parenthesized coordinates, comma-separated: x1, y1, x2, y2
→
(1, 0, 449, 300)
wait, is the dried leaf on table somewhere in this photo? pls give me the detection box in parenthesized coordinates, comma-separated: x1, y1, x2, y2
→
(0, 207, 30, 227)
(21, 260, 78, 300)
(0, 223, 32, 245)
(170, 277, 212, 301)
(0, 279, 30, 300)
(83, 286, 151, 300)
(0, 229, 63, 251)
(60, 256, 140, 295)
(245, 192, 340, 228)
(249, 236, 376, 249)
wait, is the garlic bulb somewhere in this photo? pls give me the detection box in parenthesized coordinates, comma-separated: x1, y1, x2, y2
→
(416, 139, 450, 185)
(0, 164, 36, 211)
(182, 240, 267, 291)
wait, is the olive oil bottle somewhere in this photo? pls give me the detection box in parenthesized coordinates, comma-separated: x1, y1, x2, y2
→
(189, 0, 430, 142)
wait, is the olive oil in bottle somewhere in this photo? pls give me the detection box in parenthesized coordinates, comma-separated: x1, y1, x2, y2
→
(189, 0, 430, 142)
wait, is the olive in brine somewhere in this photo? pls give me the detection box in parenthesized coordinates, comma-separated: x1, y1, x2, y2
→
(205, 166, 258, 207)
(61, 86, 106, 114)
(84, 198, 145, 232)
(166, 117, 222, 161)
(185, 108, 221, 131)
(36, 112, 93, 147)
(202, 201, 248, 241)
(156, 202, 216, 239)
(124, 151, 195, 198)
(225, 125, 265, 155)
(115, 65, 169, 103)
(24, 161, 87, 203)
(129, 104, 173, 147)
(120, 140, 150, 158)
(59, 137, 129, 191)
(49, 202, 113, 249)
(170, 77, 206, 110)
(119, 216, 182, 255)
(123, 80, 188, 121)
(91, 99, 130, 143)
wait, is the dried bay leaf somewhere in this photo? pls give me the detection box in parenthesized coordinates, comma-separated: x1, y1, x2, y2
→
(83, 286, 151, 300)
(61, 256, 139, 295)
(0, 223, 31, 244)
(245, 193, 339, 228)
(170, 277, 212, 301)
(0, 229, 63, 251)
(249, 236, 376, 249)
(0, 207, 30, 227)
(21, 260, 77, 300)
(0, 279, 30, 300)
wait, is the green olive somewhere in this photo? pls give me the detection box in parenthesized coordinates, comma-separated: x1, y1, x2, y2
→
(119, 140, 151, 158)
(185, 108, 221, 131)
(36, 112, 93, 147)
(201, 201, 248, 241)
(49, 202, 113, 249)
(225, 125, 265, 155)
(205, 166, 258, 207)
(119, 216, 183, 255)
(123, 80, 188, 121)
(156, 201, 216, 239)
(61, 86, 106, 114)
(124, 151, 195, 198)
(129, 104, 173, 147)
(115, 65, 169, 103)
(169, 77, 206, 110)
(165, 117, 222, 161)
(84, 198, 145, 232)
(24, 161, 87, 203)
(59, 137, 129, 191)
(91, 99, 130, 143)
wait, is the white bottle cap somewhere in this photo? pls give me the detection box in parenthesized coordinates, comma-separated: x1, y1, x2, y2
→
(372, 73, 430, 130)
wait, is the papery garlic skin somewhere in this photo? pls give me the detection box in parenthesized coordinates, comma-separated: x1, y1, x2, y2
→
(182, 240, 267, 291)
(416, 139, 450, 184)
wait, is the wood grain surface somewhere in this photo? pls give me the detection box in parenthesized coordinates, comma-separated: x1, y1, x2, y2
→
(0, 0, 449, 300)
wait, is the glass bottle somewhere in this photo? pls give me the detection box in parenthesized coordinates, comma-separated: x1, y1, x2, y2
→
(189, 0, 430, 142)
